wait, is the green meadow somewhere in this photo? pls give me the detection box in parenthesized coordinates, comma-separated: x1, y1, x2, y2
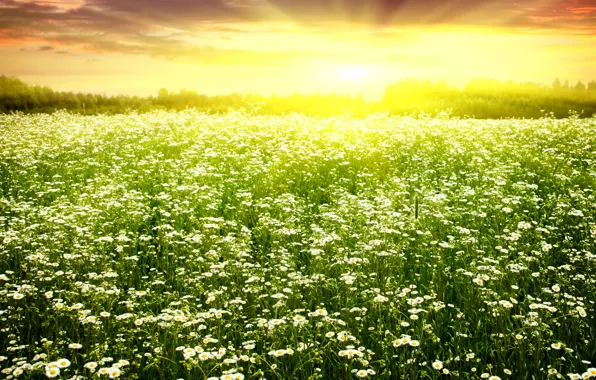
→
(0, 111, 595, 379)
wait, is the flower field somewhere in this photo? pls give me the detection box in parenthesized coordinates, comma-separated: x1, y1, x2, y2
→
(0, 111, 595, 379)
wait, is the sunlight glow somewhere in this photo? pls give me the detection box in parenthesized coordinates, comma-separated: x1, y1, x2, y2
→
(338, 66, 370, 81)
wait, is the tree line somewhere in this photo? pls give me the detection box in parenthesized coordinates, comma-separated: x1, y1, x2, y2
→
(1, 75, 596, 118)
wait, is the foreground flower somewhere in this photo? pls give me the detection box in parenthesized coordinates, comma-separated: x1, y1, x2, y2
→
(98, 368, 110, 376)
(45, 367, 60, 378)
(85, 362, 98, 371)
(56, 358, 71, 368)
(108, 367, 121, 378)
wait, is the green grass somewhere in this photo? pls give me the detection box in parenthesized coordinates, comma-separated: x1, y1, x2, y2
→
(0, 111, 595, 380)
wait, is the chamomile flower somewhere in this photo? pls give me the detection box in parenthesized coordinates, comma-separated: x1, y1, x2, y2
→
(108, 367, 121, 378)
(85, 362, 98, 370)
(56, 359, 71, 368)
(45, 367, 60, 378)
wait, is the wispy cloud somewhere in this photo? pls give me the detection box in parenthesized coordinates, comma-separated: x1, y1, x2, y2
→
(0, 0, 594, 64)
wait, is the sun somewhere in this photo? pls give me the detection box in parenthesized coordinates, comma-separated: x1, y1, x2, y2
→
(338, 66, 370, 81)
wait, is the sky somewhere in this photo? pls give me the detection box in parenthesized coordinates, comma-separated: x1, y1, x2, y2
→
(0, 0, 595, 99)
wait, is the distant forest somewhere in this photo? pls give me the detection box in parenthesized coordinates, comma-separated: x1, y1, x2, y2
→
(1, 75, 596, 118)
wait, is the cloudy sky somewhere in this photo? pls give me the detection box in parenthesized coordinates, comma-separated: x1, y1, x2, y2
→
(1, 0, 595, 98)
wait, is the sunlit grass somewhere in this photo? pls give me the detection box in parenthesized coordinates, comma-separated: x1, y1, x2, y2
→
(0, 111, 595, 379)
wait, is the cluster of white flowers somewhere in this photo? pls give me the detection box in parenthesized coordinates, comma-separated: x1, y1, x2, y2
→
(0, 111, 594, 379)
